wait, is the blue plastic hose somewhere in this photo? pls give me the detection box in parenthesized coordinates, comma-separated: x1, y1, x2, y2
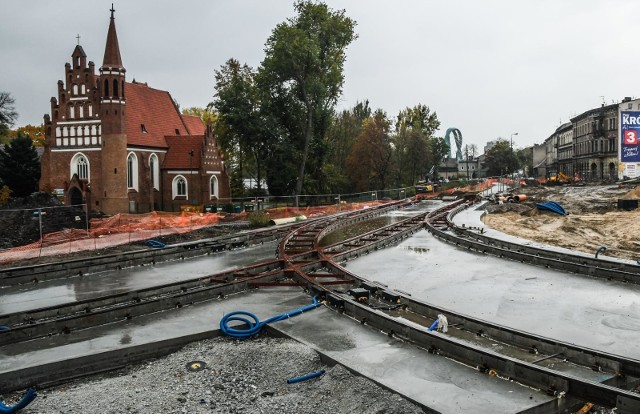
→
(287, 370, 325, 384)
(0, 387, 37, 413)
(220, 296, 322, 339)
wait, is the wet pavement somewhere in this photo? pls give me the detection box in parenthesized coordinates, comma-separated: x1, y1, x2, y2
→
(3, 197, 632, 412)
(0, 241, 279, 314)
(346, 229, 640, 360)
(0, 286, 553, 413)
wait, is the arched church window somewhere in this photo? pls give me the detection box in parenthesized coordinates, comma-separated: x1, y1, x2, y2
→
(209, 175, 218, 199)
(104, 79, 109, 97)
(113, 79, 118, 97)
(173, 176, 187, 199)
(149, 154, 160, 191)
(127, 152, 139, 190)
(70, 153, 90, 181)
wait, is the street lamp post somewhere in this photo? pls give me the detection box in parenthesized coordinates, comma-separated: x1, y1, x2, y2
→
(510, 132, 518, 150)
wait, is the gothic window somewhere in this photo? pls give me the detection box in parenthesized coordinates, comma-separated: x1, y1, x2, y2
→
(149, 154, 160, 191)
(88, 104, 93, 117)
(79, 105, 84, 118)
(73, 84, 78, 95)
(173, 176, 187, 199)
(127, 152, 139, 190)
(70, 153, 90, 181)
(69, 105, 75, 119)
(104, 79, 109, 97)
(81, 84, 86, 94)
(113, 79, 118, 97)
(209, 175, 218, 199)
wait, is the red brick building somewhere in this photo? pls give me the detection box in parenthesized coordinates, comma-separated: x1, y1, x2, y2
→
(40, 8, 229, 215)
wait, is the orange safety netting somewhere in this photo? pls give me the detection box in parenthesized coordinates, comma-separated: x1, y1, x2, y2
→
(0, 201, 391, 264)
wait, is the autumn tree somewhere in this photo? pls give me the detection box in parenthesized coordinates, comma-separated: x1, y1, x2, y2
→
(257, 1, 357, 196)
(323, 101, 371, 193)
(182, 107, 217, 125)
(9, 124, 45, 147)
(0, 133, 40, 197)
(346, 111, 393, 191)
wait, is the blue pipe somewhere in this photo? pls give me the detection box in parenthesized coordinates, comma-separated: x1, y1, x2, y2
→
(0, 388, 37, 413)
(287, 370, 325, 384)
(219, 296, 322, 339)
(428, 319, 439, 331)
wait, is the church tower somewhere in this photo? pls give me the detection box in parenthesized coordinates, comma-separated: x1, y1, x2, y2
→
(99, 5, 129, 214)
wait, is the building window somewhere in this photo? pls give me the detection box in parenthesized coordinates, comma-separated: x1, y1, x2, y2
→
(70, 153, 90, 181)
(173, 175, 187, 199)
(104, 79, 109, 97)
(69, 105, 75, 119)
(73, 84, 78, 96)
(127, 152, 139, 190)
(113, 79, 119, 97)
(149, 153, 160, 191)
(122, 80, 125, 98)
(210, 175, 218, 199)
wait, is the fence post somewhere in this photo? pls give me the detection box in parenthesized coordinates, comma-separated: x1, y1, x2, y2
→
(38, 208, 43, 258)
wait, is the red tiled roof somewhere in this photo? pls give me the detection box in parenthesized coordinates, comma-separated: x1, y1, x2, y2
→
(182, 115, 205, 135)
(125, 82, 189, 148)
(162, 135, 204, 169)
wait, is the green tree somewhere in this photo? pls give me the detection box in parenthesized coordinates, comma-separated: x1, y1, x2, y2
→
(212, 59, 270, 197)
(0, 133, 41, 197)
(516, 147, 533, 177)
(393, 104, 441, 186)
(482, 139, 519, 177)
(257, 0, 357, 196)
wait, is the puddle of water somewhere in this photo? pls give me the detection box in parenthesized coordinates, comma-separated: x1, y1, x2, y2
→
(319, 216, 402, 246)
(403, 246, 430, 254)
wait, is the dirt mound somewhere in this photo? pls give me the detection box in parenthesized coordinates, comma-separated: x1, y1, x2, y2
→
(483, 185, 640, 260)
(620, 186, 640, 199)
(0, 192, 87, 250)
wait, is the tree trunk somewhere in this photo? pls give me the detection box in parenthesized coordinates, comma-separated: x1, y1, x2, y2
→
(295, 104, 313, 197)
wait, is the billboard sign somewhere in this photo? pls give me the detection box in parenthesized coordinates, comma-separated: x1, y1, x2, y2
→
(621, 111, 640, 162)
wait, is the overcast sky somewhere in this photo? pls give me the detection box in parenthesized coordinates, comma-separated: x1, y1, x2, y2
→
(2, 0, 638, 150)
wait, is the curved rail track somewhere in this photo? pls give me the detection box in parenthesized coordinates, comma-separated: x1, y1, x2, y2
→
(2, 196, 640, 412)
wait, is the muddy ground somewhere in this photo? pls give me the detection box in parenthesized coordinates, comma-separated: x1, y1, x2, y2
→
(482, 183, 640, 261)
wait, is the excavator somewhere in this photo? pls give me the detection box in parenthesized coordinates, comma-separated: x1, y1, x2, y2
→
(548, 171, 571, 185)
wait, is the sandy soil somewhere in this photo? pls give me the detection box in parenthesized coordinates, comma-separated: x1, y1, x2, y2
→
(482, 184, 640, 261)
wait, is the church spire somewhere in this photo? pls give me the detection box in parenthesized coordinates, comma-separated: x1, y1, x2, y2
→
(102, 4, 123, 68)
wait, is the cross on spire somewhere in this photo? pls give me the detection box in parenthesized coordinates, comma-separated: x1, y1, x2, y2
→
(76, 34, 81, 45)
(110, 3, 115, 19)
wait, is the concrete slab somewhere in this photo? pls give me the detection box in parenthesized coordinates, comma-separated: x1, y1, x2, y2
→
(0, 241, 278, 314)
(345, 229, 640, 360)
(0, 287, 552, 413)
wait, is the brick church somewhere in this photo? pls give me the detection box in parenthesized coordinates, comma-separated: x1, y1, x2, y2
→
(40, 8, 230, 215)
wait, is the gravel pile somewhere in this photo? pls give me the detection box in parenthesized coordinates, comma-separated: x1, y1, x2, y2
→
(9, 336, 423, 414)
